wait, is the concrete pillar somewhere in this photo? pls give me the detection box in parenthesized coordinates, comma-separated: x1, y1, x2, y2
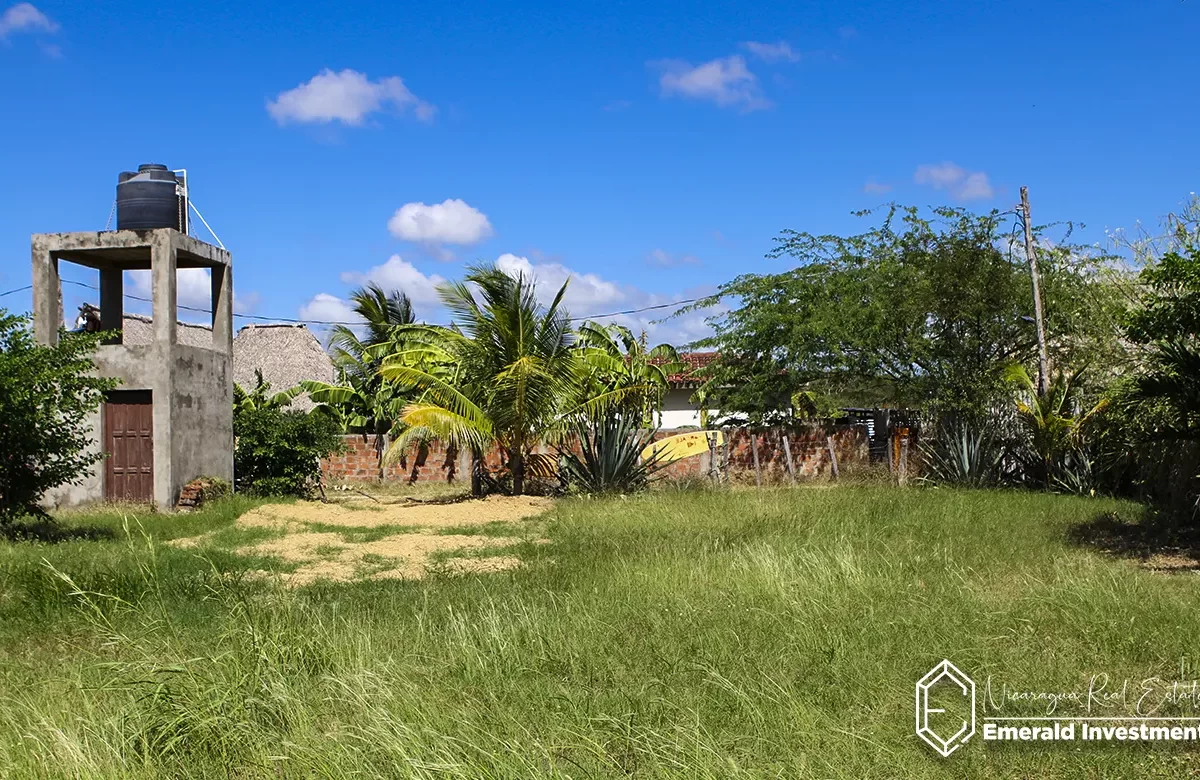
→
(151, 232, 177, 345)
(151, 232, 177, 508)
(211, 263, 232, 354)
(99, 268, 123, 344)
(31, 245, 60, 345)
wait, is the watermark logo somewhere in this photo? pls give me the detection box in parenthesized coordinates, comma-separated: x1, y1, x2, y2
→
(916, 660, 976, 756)
(915, 660, 1200, 755)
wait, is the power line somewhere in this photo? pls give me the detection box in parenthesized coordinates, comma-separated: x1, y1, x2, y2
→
(569, 297, 704, 322)
(0, 284, 32, 298)
(56, 278, 710, 327)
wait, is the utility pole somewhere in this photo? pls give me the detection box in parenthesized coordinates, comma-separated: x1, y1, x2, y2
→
(1019, 186, 1050, 396)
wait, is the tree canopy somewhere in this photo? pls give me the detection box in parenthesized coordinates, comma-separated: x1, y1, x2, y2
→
(0, 311, 117, 520)
(687, 205, 1123, 422)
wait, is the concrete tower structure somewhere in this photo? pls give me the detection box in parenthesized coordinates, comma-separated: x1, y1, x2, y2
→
(31, 229, 234, 509)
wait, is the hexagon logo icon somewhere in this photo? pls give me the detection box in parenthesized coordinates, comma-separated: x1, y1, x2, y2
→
(915, 660, 976, 756)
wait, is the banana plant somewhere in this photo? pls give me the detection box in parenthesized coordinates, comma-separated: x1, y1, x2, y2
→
(234, 369, 303, 416)
(576, 321, 682, 426)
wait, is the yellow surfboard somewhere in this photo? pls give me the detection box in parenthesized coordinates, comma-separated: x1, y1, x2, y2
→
(642, 430, 725, 465)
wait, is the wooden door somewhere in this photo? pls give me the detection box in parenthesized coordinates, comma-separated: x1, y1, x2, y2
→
(104, 390, 153, 502)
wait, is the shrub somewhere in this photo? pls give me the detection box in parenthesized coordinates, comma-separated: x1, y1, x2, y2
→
(233, 407, 343, 497)
(0, 310, 117, 521)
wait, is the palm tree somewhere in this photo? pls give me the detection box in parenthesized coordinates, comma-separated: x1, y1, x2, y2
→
(1005, 364, 1108, 486)
(326, 283, 416, 379)
(380, 263, 637, 495)
(303, 284, 418, 479)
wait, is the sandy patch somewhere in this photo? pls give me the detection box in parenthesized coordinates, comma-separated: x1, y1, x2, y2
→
(171, 495, 553, 586)
(1143, 553, 1200, 573)
(242, 531, 527, 587)
(234, 495, 553, 530)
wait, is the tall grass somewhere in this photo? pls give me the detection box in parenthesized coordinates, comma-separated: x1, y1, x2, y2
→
(1, 488, 1197, 777)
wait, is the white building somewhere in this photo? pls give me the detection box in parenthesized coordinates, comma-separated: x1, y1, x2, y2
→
(655, 351, 717, 430)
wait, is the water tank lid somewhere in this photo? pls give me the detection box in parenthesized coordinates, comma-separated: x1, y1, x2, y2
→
(137, 163, 169, 172)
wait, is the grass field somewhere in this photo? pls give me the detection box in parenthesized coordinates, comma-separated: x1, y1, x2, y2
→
(2, 487, 1199, 778)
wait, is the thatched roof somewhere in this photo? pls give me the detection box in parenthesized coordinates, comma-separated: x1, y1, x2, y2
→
(232, 324, 335, 412)
(120, 316, 335, 411)
(121, 313, 215, 349)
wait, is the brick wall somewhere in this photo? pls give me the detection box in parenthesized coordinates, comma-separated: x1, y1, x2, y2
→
(321, 425, 868, 485)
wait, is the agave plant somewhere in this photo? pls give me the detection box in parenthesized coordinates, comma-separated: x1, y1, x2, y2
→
(1049, 448, 1099, 496)
(558, 413, 666, 494)
(920, 421, 1004, 488)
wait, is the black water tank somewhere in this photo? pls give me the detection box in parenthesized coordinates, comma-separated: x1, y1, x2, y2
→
(116, 164, 186, 231)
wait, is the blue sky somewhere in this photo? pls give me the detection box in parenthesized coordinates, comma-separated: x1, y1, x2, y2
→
(2, 0, 1198, 343)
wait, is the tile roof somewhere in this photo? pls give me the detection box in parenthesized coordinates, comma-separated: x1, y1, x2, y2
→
(652, 351, 719, 386)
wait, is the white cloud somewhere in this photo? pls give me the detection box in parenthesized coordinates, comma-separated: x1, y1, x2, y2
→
(301, 252, 721, 346)
(491, 254, 720, 345)
(740, 41, 800, 63)
(862, 179, 892, 194)
(387, 199, 493, 252)
(956, 172, 995, 201)
(0, 3, 57, 37)
(299, 254, 448, 338)
(339, 254, 447, 308)
(298, 293, 361, 326)
(914, 162, 995, 201)
(267, 69, 434, 126)
(654, 55, 769, 112)
(645, 248, 701, 268)
(495, 253, 624, 311)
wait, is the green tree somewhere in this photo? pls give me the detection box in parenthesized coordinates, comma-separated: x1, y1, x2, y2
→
(687, 205, 1120, 422)
(333, 282, 416, 351)
(0, 310, 117, 520)
(380, 263, 630, 496)
(1004, 364, 1108, 487)
(1125, 220, 1200, 440)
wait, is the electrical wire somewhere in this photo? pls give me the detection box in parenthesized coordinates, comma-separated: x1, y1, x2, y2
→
(0, 284, 33, 298)
(55, 279, 709, 326)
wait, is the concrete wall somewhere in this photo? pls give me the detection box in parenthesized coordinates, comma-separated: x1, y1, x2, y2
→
(42, 342, 162, 508)
(170, 345, 234, 500)
(42, 341, 233, 509)
(42, 407, 104, 508)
